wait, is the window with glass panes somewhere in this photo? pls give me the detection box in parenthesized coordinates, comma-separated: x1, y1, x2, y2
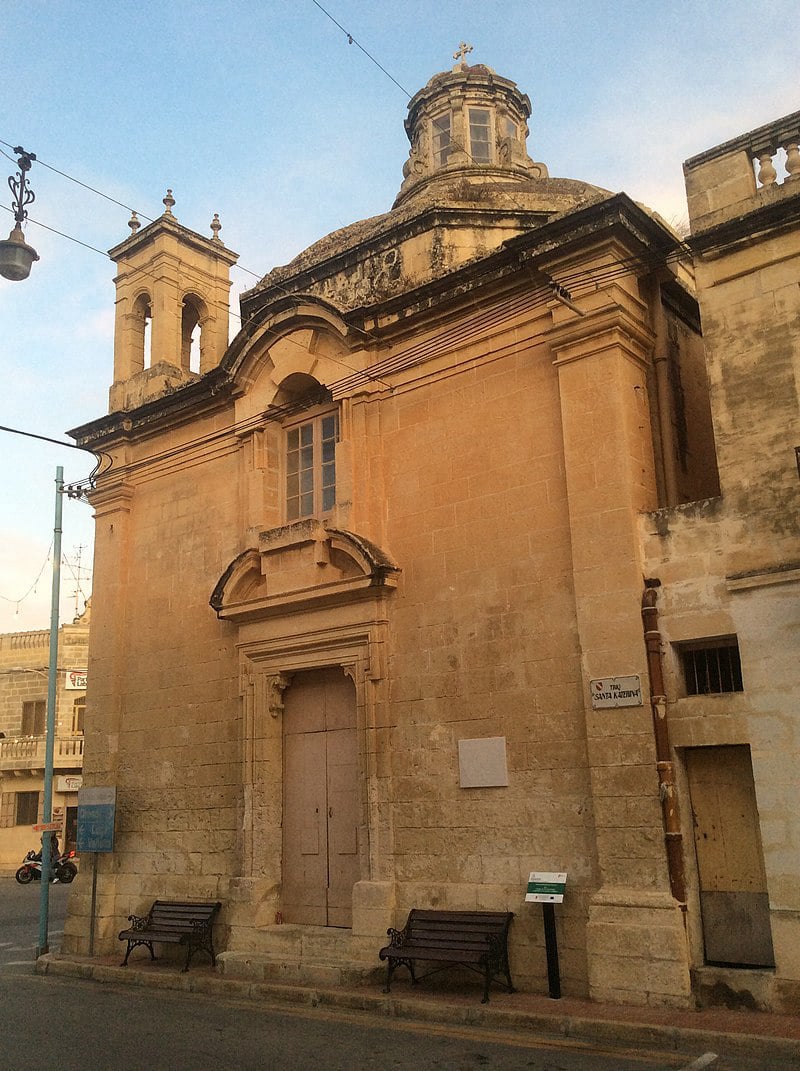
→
(286, 412, 338, 521)
(432, 112, 451, 167)
(468, 108, 491, 161)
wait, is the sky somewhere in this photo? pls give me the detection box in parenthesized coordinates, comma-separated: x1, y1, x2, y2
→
(0, 0, 796, 633)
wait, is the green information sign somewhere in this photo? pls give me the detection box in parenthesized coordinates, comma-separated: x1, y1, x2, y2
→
(525, 871, 566, 903)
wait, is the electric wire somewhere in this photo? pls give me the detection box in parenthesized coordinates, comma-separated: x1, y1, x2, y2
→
(76, 234, 686, 485)
(2, 23, 695, 433)
(2, 24, 690, 347)
(1, 184, 691, 405)
(0, 201, 391, 388)
(0, 542, 53, 609)
(1, 196, 692, 451)
(0, 137, 153, 223)
(309, 0, 413, 98)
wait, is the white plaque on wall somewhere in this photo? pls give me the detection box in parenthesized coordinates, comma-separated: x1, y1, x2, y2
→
(458, 736, 509, 788)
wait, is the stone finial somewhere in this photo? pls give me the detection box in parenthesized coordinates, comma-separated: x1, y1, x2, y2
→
(128, 211, 141, 234)
(163, 188, 176, 217)
(453, 41, 473, 69)
(210, 213, 222, 242)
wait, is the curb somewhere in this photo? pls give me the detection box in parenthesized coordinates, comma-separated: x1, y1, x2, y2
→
(36, 955, 799, 1065)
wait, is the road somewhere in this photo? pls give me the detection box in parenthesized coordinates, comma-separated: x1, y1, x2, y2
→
(0, 878, 774, 1071)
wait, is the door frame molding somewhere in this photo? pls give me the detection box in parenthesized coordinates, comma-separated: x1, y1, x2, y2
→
(236, 608, 392, 921)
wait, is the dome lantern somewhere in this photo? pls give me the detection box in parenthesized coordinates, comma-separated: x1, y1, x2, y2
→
(395, 49, 548, 207)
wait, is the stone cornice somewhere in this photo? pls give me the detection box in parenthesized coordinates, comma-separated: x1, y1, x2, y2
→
(353, 193, 681, 334)
(108, 212, 238, 266)
(240, 202, 552, 320)
(71, 195, 681, 448)
(67, 366, 232, 448)
(688, 191, 800, 258)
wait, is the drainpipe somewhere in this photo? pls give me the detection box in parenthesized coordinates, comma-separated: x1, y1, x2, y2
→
(651, 285, 680, 508)
(641, 578, 686, 907)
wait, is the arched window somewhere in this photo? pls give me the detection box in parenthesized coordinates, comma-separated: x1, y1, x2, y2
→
(275, 374, 338, 522)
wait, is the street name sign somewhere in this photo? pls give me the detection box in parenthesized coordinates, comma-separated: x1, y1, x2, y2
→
(589, 675, 643, 709)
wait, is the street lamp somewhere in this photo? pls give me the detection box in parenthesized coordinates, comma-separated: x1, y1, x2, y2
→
(0, 147, 39, 281)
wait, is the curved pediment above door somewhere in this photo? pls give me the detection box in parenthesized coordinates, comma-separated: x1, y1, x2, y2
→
(210, 522, 400, 623)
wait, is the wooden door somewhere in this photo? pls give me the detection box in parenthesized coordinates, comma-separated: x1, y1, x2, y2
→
(282, 667, 359, 927)
(686, 745, 774, 967)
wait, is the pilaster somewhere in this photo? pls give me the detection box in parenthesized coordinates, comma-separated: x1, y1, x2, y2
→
(551, 282, 692, 1006)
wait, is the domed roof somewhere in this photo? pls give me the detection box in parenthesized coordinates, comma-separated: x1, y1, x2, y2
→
(243, 54, 613, 313)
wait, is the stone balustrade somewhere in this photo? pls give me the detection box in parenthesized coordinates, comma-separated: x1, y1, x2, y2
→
(751, 118, 800, 187)
(0, 733, 84, 770)
(684, 110, 800, 233)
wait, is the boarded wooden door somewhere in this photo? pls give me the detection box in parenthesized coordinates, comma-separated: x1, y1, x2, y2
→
(686, 745, 774, 967)
(282, 667, 359, 927)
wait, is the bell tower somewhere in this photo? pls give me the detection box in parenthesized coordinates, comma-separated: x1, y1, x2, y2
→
(107, 190, 239, 412)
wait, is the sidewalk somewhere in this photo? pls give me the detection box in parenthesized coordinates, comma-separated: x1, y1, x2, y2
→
(36, 951, 800, 1067)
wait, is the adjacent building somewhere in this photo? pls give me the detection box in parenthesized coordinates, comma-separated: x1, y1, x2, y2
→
(0, 604, 89, 867)
(63, 55, 799, 1013)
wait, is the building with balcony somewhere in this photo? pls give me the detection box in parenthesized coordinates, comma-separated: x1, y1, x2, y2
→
(638, 112, 800, 1012)
(0, 603, 89, 868)
(62, 52, 798, 1014)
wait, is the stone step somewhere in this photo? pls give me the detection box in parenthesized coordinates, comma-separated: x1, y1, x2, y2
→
(245, 924, 354, 962)
(218, 950, 382, 989)
(217, 924, 384, 988)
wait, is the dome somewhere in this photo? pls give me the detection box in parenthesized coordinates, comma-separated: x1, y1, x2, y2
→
(242, 54, 613, 315)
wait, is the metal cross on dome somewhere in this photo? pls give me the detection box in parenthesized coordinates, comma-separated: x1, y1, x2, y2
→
(453, 41, 473, 66)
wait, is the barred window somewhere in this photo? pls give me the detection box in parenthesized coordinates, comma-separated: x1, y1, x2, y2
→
(679, 639, 744, 696)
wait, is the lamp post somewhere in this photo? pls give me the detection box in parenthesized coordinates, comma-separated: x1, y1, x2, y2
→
(36, 466, 64, 957)
(0, 146, 39, 281)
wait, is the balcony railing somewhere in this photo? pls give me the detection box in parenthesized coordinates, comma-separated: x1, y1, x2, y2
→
(684, 110, 800, 232)
(750, 118, 800, 188)
(0, 734, 84, 771)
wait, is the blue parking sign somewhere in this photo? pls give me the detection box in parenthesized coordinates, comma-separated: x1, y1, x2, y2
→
(77, 786, 116, 853)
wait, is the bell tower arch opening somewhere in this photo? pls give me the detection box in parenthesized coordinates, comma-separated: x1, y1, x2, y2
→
(181, 293, 207, 374)
(107, 193, 238, 412)
(131, 291, 152, 373)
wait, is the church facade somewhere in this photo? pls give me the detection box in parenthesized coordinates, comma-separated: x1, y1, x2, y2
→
(65, 58, 800, 1012)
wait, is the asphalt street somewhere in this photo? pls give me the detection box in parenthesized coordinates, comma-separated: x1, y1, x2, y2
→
(0, 879, 777, 1070)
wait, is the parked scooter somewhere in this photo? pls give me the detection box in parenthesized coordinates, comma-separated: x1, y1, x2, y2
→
(15, 848, 78, 884)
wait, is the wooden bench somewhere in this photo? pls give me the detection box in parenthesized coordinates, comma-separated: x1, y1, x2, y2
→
(378, 909, 515, 1003)
(118, 900, 221, 972)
